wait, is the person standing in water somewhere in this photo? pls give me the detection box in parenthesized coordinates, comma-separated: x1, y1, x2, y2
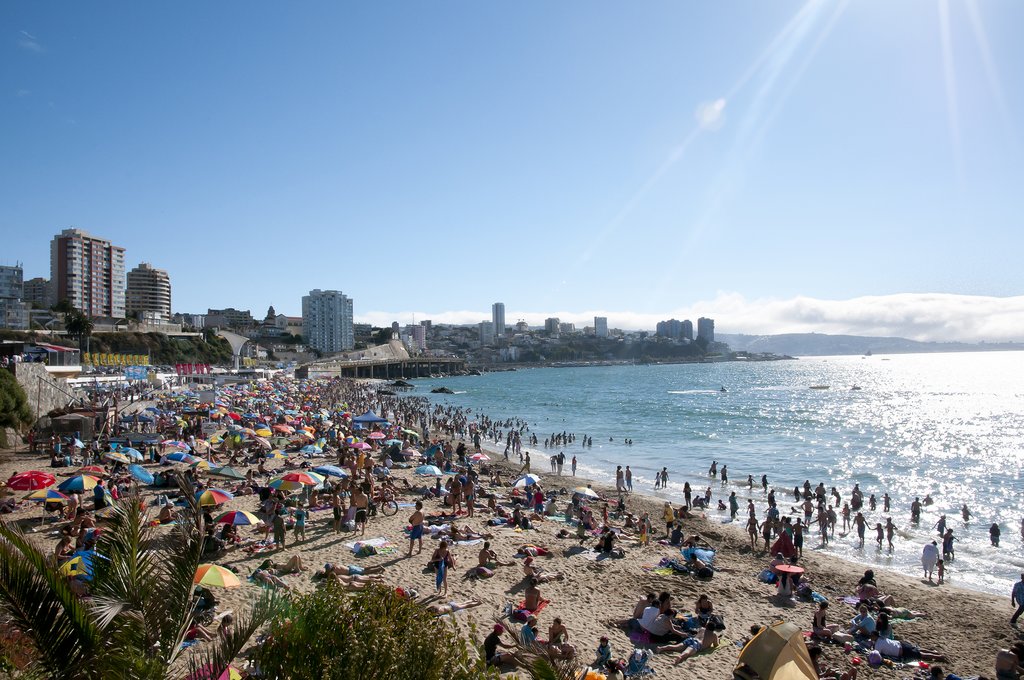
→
(962, 504, 972, 523)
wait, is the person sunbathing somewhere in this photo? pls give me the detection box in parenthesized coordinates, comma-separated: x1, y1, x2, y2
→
(426, 598, 484, 616)
(478, 541, 515, 569)
(523, 557, 564, 582)
(252, 569, 290, 589)
(517, 544, 552, 558)
(657, 627, 718, 664)
(258, 554, 308, 574)
(450, 525, 493, 541)
(524, 578, 543, 611)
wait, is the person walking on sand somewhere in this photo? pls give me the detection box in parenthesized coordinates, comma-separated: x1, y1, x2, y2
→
(520, 452, 531, 474)
(571, 455, 577, 477)
(684, 482, 692, 509)
(407, 500, 424, 556)
(1011, 573, 1024, 625)
(625, 466, 633, 492)
(616, 466, 624, 493)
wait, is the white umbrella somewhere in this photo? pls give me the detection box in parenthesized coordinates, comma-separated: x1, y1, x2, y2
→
(513, 474, 541, 488)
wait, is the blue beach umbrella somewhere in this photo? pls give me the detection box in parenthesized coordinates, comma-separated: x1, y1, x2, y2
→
(300, 445, 322, 454)
(312, 465, 348, 478)
(127, 465, 154, 485)
(415, 465, 443, 477)
(513, 474, 541, 488)
(122, 447, 144, 460)
(165, 452, 198, 464)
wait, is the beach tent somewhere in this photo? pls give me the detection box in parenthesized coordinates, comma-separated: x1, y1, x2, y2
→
(352, 410, 388, 424)
(736, 621, 816, 680)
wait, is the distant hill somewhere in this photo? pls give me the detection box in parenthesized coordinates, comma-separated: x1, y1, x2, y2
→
(717, 332, 1022, 357)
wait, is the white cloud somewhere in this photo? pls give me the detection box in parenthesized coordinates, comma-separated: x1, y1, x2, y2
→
(694, 98, 726, 131)
(17, 30, 43, 53)
(356, 292, 1024, 343)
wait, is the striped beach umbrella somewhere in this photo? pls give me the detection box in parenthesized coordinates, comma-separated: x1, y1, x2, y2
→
(214, 510, 260, 526)
(78, 466, 107, 476)
(274, 471, 322, 486)
(165, 452, 199, 464)
(312, 465, 348, 478)
(103, 451, 131, 464)
(57, 475, 101, 493)
(193, 564, 241, 588)
(195, 489, 234, 507)
(265, 450, 288, 459)
(25, 489, 68, 503)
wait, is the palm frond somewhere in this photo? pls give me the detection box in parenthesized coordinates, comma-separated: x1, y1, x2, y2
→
(184, 588, 286, 679)
(0, 520, 102, 679)
(499, 617, 585, 680)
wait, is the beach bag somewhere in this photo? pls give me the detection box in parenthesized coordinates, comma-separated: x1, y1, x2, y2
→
(706, 614, 726, 631)
(475, 566, 494, 579)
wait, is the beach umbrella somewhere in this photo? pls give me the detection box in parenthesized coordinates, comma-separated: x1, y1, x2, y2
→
(267, 479, 305, 492)
(127, 465, 154, 485)
(192, 440, 211, 453)
(225, 412, 241, 421)
(121, 447, 144, 460)
(208, 466, 246, 481)
(351, 442, 371, 450)
(254, 428, 273, 437)
(193, 564, 241, 589)
(25, 489, 68, 503)
(103, 451, 131, 464)
(190, 459, 211, 471)
(415, 465, 443, 477)
(401, 428, 419, 438)
(265, 450, 288, 459)
(196, 489, 234, 507)
(272, 424, 294, 434)
(275, 471, 324, 486)
(300, 444, 322, 454)
(78, 466, 107, 476)
(367, 431, 386, 440)
(513, 474, 541, 488)
(72, 439, 86, 449)
(252, 436, 272, 450)
(470, 453, 490, 462)
(7, 471, 56, 491)
(385, 439, 403, 447)
(573, 486, 600, 500)
(312, 465, 348, 478)
(57, 475, 101, 493)
(165, 452, 198, 464)
(162, 440, 191, 451)
(214, 510, 260, 526)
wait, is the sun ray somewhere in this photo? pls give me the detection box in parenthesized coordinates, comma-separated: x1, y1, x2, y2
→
(964, 0, 1017, 146)
(937, 0, 965, 186)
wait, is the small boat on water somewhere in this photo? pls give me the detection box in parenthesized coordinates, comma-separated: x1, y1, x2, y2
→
(850, 385, 862, 391)
(809, 385, 830, 390)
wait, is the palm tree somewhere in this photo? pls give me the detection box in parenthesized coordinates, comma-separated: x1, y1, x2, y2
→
(0, 485, 279, 679)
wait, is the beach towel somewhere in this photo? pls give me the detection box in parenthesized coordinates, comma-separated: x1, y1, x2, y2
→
(454, 539, 484, 546)
(681, 547, 715, 564)
(517, 598, 550, 615)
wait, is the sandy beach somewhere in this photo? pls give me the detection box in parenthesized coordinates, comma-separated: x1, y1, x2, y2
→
(1, 410, 1018, 680)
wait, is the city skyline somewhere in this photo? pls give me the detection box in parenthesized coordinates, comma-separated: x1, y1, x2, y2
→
(3, 2, 1023, 342)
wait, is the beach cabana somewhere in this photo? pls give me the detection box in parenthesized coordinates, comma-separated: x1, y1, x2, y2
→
(736, 621, 816, 680)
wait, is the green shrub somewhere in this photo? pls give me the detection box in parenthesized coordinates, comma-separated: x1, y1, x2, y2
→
(253, 583, 496, 680)
(0, 369, 32, 447)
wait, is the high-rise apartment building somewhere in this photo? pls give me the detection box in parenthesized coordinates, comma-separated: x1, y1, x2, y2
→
(656, 318, 683, 340)
(0, 265, 29, 330)
(544, 317, 561, 336)
(478, 320, 495, 347)
(697, 317, 715, 343)
(126, 263, 172, 320)
(49, 228, 126, 318)
(23, 277, 49, 308)
(492, 302, 506, 338)
(594, 316, 609, 338)
(682, 319, 694, 341)
(302, 289, 354, 354)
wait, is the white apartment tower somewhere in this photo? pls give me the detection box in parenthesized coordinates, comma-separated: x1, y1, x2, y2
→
(302, 289, 354, 354)
(49, 228, 126, 318)
(126, 262, 172, 320)
(594, 316, 609, 338)
(492, 302, 506, 338)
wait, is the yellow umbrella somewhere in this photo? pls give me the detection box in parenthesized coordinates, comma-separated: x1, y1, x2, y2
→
(255, 428, 273, 437)
(193, 564, 241, 588)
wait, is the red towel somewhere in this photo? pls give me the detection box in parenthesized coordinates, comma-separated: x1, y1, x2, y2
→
(517, 598, 550, 614)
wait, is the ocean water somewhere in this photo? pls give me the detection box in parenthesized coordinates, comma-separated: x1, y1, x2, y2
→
(406, 352, 1024, 596)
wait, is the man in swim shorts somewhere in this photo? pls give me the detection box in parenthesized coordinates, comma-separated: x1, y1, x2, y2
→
(407, 501, 424, 557)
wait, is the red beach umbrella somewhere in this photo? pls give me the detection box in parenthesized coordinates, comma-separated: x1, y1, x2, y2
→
(7, 471, 57, 491)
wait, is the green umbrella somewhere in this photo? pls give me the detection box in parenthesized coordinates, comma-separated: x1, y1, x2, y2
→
(208, 466, 246, 481)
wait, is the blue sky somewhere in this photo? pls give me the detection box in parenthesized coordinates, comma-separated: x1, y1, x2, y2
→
(2, 1, 1022, 340)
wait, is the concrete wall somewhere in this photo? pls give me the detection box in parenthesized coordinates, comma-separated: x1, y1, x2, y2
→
(12, 362, 87, 421)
